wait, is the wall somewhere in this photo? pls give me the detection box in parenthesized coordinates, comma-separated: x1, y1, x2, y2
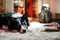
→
(5, 0, 14, 12)
(0, 0, 6, 12)
(38, 0, 42, 13)
(56, 0, 60, 13)
(32, 0, 38, 17)
(32, 0, 42, 17)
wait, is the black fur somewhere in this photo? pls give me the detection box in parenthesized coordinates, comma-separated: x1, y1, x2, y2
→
(0, 12, 29, 32)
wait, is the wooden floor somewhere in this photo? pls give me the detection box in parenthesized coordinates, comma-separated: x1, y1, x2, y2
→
(28, 17, 39, 22)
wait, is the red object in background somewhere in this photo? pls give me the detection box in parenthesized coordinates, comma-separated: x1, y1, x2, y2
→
(14, 8, 23, 14)
(25, 0, 33, 17)
(53, 23, 58, 27)
(18, 9, 23, 14)
(29, 0, 33, 17)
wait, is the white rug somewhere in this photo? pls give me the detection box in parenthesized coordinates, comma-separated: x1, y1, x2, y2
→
(0, 22, 60, 40)
(0, 31, 60, 40)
